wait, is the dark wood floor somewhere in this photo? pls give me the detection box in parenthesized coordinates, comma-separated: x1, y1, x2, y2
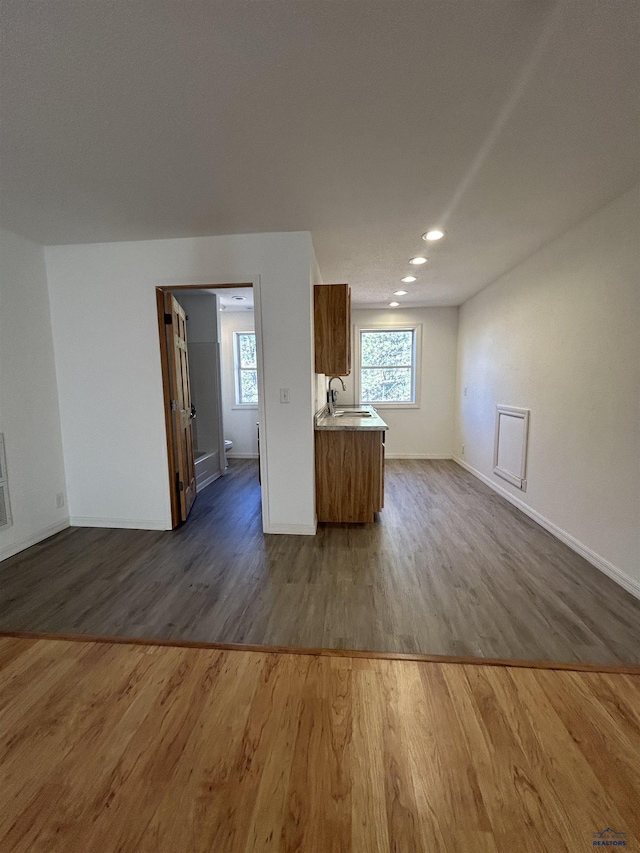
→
(1, 459, 639, 665)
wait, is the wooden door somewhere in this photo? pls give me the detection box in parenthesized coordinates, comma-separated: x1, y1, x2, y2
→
(168, 295, 197, 520)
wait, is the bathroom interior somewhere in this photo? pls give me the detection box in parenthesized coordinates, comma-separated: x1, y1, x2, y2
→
(172, 286, 258, 498)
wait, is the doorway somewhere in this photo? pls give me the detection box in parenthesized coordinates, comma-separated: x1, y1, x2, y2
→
(156, 283, 265, 529)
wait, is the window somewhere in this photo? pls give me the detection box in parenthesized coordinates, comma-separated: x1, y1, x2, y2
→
(358, 327, 420, 406)
(234, 332, 258, 405)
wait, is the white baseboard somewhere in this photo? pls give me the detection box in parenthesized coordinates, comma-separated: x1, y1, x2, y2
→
(227, 453, 259, 459)
(453, 456, 640, 602)
(70, 517, 170, 531)
(264, 521, 317, 536)
(385, 453, 453, 460)
(196, 470, 222, 492)
(0, 519, 70, 562)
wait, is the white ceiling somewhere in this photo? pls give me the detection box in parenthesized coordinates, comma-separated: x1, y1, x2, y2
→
(0, 1, 637, 306)
(208, 287, 254, 311)
(172, 286, 253, 309)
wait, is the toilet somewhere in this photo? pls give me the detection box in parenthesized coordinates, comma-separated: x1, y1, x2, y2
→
(224, 439, 233, 456)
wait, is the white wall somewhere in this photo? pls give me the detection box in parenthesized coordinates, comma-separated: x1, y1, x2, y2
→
(455, 187, 640, 593)
(45, 232, 317, 534)
(335, 307, 458, 458)
(0, 228, 68, 560)
(220, 310, 258, 457)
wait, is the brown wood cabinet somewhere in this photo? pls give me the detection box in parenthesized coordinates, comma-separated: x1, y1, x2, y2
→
(314, 283, 351, 375)
(315, 429, 384, 523)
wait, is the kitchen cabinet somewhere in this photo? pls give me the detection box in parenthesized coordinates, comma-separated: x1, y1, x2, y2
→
(314, 283, 351, 375)
(314, 406, 387, 523)
(315, 429, 385, 523)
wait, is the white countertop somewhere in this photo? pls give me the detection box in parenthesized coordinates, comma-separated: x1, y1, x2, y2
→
(315, 405, 389, 431)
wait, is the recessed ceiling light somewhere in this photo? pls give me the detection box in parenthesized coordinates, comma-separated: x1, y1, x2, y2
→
(423, 229, 444, 241)
(232, 295, 246, 301)
(401, 276, 417, 283)
(394, 290, 408, 296)
(409, 256, 427, 265)
(389, 301, 400, 307)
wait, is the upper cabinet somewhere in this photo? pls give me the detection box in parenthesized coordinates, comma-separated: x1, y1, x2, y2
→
(314, 283, 351, 375)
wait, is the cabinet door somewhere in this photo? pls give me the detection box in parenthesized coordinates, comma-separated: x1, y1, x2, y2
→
(347, 287, 352, 375)
(316, 430, 381, 523)
(379, 440, 385, 510)
(314, 284, 351, 375)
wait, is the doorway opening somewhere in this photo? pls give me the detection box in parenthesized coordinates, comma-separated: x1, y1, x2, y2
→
(156, 283, 264, 529)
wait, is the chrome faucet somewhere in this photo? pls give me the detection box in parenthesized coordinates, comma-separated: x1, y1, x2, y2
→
(327, 376, 346, 415)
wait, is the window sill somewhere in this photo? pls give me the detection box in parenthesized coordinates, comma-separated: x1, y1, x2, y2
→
(361, 403, 420, 410)
(232, 404, 259, 410)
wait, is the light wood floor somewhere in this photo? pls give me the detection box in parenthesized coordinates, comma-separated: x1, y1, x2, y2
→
(0, 635, 638, 852)
(1, 459, 639, 665)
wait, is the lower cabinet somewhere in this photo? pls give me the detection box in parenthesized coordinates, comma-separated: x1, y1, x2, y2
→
(315, 430, 385, 523)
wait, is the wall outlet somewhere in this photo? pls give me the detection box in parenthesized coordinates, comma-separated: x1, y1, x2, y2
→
(279, 388, 290, 403)
(56, 492, 65, 508)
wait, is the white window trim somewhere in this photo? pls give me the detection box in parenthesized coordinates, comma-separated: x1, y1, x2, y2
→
(233, 331, 259, 407)
(355, 323, 422, 409)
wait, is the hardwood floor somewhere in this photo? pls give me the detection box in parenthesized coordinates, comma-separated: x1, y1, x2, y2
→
(0, 635, 638, 852)
(0, 459, 639, 665)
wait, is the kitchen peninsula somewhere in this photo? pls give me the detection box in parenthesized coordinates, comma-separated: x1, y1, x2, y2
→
(315, 405, 388, 523)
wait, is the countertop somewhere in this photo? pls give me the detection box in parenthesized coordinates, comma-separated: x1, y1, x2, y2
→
(315, 405, 389, 431)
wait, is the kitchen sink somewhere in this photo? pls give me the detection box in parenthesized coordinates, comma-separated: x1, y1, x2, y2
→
(333, 410, 373, 417)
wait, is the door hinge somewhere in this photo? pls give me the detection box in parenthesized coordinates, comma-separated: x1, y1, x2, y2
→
(178, 480, 184, 491)
(164, 312, 172, 324)
(170, 399, 178, 411)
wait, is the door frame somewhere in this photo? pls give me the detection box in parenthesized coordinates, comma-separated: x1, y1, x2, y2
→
(156, 278, 268, 530)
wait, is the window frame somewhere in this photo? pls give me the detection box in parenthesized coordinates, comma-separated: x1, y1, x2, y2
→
(233, 330, 259, 408)
(355, 323, 422, 409)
